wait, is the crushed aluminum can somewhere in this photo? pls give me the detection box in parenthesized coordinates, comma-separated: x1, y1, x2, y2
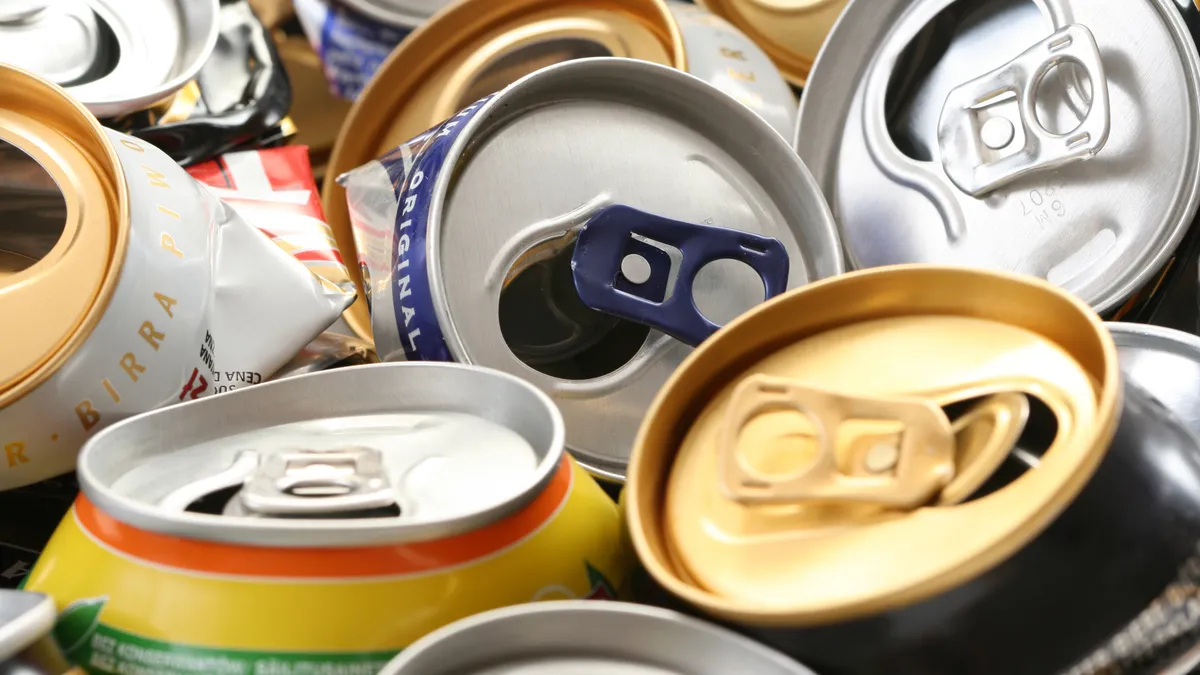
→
(0, 65, 354, 491)
(268, 332, 378, 381)
(0, 590, 75, 675)
(0, 0, 221, 119)
(338, 57, 841, 483)
(24, 363, 629, 673)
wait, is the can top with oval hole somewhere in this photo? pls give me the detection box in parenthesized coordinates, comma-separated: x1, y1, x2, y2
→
(626, 265, 1121, 626)
(359, 57, 841, 482)
(795, 0, 1200, 316)
(0, 0, 220, 118)
(1109, 321, 1200, 436)
(378, 601, 819, 675)
(695, 0, 848, 85)
(0, 64, 129, 409)
(75, 363, 565, 548)
(339, 0, 452, 28)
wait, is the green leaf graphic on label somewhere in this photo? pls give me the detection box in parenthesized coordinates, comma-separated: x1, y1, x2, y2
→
(53, 596, 107, 658)
(584, 561, 616, 600)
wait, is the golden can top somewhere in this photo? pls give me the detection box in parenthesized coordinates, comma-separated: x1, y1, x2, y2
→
(323, 0, 685, 342)
(696, 0, 846, 85)
(626, 265, 1121, 626)
(0, 64, 127, 404)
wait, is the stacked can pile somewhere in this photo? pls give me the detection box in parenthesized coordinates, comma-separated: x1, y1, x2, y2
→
(5, 1, 1200, 674)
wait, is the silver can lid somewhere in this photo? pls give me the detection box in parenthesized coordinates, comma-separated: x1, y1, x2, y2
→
(77, 363, 564, 547)
(0, 591, 55, 662)
(1109, 322, 1200, 435)
(378, 601, 819, 674)
(338, 0, 450, 27)
(796, 0, 1200, 315)
(430, 58, 842, 481)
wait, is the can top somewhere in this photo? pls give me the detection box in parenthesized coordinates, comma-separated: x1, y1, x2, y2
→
(796, 0, 1200, 316)
(0, 64, 128, 407)
(339, 0, 452, 28)
(695, 0, 848, 85)
(378, 601, 818, 674)
(76, 363, 565, 548)
(0, 590, 55, 662)
(0, 0, 220, 118)
(324, 0, 686, 342)
(1109, 322, 1200, 436)
(626, 265, 1121, 625)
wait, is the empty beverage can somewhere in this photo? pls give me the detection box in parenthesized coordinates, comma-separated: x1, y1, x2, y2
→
(625, 265, 1200, 675)
(339, 57, 842, 482)
(23, 363, 628, 674)
(695, 0, 849, 85)
(0, 590, 74, 675)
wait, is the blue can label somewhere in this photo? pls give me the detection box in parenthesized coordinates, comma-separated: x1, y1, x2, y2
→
(295, 0, 411, 101)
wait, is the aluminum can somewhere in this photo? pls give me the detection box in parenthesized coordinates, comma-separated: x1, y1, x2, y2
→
(0, 0, 220, 119)
(268, 332, 379, 380)
(322, 0, 799, 342)
(0, 65, 354, 491)
(379, 601, 819, 674)
(795, 0, 1200, 319)
(338, 57, 842, 482)
(695, 0, 848, 86)
(0, 590, 76, 675)
(624, 265, 1200, 675)
(23, 363, 629, 674)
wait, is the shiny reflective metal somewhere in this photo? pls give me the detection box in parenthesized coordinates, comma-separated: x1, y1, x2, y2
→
(1110, 322, 1200, 436)
(378, 601, 819, 675)
(0, 590, 68, 674)
(0, 1, 106, 86)
(795, 0, 1200, 316)
(339, 0, 449, 27)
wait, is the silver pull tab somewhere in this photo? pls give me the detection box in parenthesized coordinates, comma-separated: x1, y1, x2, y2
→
(938, 24, 1110, 197)
(230, 447, 396, 518)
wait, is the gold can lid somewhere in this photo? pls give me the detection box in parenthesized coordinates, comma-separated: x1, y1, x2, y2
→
(0, 64, 126, 404)
(695, 0, 847, 86)
(626, 265, 1120, 626)
(322, 0, 685, 343)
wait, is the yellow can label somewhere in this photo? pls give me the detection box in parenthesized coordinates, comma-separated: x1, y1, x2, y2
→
(26, 457, 628, 674)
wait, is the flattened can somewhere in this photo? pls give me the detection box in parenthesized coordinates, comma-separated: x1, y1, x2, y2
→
(339, 57, 842, 481)
(695, 0, 849, 86)
(626, 265, 1200, 674)
(0, 0, 221, 118)
(23, 363, 629, 674)
(323, 0, 799, 342)
(0, 590, 75, 675)
(0, 65, 354, 491)
(379, 601, 819, 675)
(795, 0, 1200, 318)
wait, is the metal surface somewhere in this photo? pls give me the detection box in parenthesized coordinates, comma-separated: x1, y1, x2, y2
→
(77, 363, 565, 547)
(339, 0, 450, 28)
(0, 592, 54, 662)
(795, 0, 1200, 316)
(378, 601, 818, 675)
(1110, 322, 1200, 436)
(695, 0, 848, 86)
(0, 1, 106, 86)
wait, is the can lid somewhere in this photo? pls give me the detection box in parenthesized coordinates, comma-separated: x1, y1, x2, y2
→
(339, 0, 452, 27)
(323, 0, 685, 342)
(0, 0, 105, 86)
(0, 590, 56, 662)
(1109, 322, 1200, 436)
(695, 0, 848, 85)
(378, 601, 818, 674)
(0, 64, 127, 405)
(626, 266, 1120, 625)
(796, 0, 1200, 316)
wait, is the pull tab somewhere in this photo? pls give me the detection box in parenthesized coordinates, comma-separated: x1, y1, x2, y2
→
(718, 375, 957, 509)
(938, 24, 1110, 197)
(571, 205, 790, 347)
(232, 447, 396, 518)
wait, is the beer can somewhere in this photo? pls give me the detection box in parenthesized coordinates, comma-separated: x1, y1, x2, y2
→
(795, 0, 1200, 319)
(694, 0, 848, 86)
(268, 331, 378, 380)
(624, 265, 1200, 674)
(0, 65, 354, 491)
(0, 590, 74, 675)
(23, 363, 629, 674)
(338, 57, 842, 482)
(378, 601, 819, 674)
(322, 0, 799, 342)
(0, 0, 221, 119)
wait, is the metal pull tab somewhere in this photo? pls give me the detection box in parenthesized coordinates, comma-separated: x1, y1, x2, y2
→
(718, 375, 957, 508)
(571, 205, 790, 347)
(234, 447, 396, 517)
(938, 24, 1110, 197)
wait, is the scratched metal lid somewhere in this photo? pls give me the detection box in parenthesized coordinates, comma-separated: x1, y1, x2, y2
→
(0, 0, 220, 118)
(339, 0, 451, 28)
(795, 0, 1200, 316)
(625, 265, 1120, 624)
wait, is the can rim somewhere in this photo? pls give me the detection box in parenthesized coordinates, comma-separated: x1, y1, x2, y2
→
(322, 0, 687, 344)
(0, 63, 130, 407)
(0, 590, 56, 662)
(694, 0, 847, 86)
(625, 264, 1122, 626)
(75, 362, 567, 548)
(1108, 321, 1200, 358)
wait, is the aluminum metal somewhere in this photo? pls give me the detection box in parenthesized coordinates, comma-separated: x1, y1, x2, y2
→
(695, 0, 848, 86)
(378, 601, 818, 675)
(0, 1, 106, 86)
(342, 58, 842, 482)
(1110, 322, 1200, 435)
(339, 0, 449, 28)
(76, 363, 564, 547)
(0, 592, 54, 663)
(795, 0, 1200, 316)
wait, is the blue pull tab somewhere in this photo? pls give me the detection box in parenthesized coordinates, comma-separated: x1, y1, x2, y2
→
(571, 205, 790, 347)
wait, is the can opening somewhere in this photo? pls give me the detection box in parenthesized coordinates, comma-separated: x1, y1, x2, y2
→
(62, 10, 121, 88)
(947, 393, 1056, 503)
(0, 140, 67, 276)
(693, 258, 766, 327)
(458, 39, 613, 109)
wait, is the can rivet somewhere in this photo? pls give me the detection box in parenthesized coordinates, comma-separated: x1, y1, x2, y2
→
(864, 442, 900, 473)
(621, 253, 652, 285)
(980, 117, 1016, 150)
